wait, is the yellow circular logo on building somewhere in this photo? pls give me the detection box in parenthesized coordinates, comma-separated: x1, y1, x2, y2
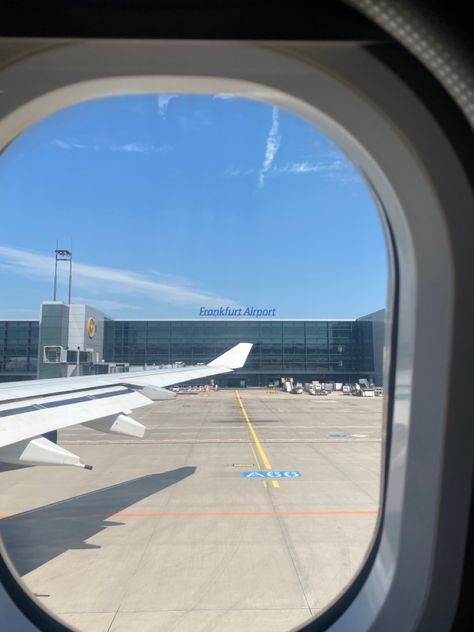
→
(87, 317, 96, 338)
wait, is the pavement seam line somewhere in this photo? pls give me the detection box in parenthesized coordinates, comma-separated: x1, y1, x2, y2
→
(0, 511, 378, 519)
(235, 390, 280, 488)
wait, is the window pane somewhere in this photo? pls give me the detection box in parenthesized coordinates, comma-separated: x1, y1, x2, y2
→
(0, 93, 388, 632)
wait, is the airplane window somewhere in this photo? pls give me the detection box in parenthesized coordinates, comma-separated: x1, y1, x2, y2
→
(0, 94, 389, 631)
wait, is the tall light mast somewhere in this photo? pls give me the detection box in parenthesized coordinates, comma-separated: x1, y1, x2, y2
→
(53, 249, 73, 304)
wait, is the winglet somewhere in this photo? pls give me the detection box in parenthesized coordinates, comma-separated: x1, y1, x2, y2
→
(207, 343, 253, 369)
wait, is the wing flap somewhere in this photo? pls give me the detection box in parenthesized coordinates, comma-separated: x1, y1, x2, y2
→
(0, 387, 150, 448)
(82, 414, 145, 438)
(0, 437, 89, 469)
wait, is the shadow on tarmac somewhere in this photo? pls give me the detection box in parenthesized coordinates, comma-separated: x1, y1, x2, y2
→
(0, 466, 196, 576)
(0, 463, 30, 472)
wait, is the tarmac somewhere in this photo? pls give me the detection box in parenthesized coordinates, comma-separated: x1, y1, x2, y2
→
(0, 389, 383, 632)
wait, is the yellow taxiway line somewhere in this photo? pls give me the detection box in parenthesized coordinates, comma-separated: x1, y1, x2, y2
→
(235, 390, 280, 488)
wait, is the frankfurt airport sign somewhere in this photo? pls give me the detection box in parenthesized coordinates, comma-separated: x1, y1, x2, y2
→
(200, 306, 276, 317)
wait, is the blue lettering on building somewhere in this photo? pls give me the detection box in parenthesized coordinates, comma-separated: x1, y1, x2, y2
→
(199, 306, 276, 317)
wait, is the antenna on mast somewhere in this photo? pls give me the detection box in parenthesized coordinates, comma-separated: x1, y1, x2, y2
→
(53, 248, 73, 304)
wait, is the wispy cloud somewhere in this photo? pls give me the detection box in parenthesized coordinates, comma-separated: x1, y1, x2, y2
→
(149, 270, 202, 288)
(51, 139, 171, 154)
(0, 307, 40, 318)
(269, 159, 360, 185)
(227, 158, 358, 185)
(111, 143, 146, 153)
(73, 298, 142, 312)
(273, 160, 345, 174)
(157, 94, 179, 117)
(0, 246, 240, 309)
(213, 93, 236, 100)
(259, 107, 281, 188)
(51, 139, 100, 151)
(110, 142, 171, 154)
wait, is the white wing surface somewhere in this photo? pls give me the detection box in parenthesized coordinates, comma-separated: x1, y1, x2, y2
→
(0, 343, 252, 469)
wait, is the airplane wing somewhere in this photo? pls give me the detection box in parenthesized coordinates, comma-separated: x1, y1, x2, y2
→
(0, 343, 252, 470)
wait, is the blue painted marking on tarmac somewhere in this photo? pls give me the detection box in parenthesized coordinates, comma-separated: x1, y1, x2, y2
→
(243, 471, 301, 478)
(327, 432, 349, 438)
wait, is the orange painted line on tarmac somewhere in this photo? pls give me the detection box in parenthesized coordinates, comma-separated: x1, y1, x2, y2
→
(60, 438, 382, 445)
(111, 510, 378, 518)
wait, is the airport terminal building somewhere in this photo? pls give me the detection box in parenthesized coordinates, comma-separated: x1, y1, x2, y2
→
(0, 302, 385, 386)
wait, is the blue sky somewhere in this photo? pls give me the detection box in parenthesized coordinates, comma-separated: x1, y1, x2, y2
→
(0, 94, 387, 319)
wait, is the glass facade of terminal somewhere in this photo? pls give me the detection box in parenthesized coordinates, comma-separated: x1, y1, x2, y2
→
(0, 320, 39, 380)
(103, 320, 375, 385)
(0, 317, 377, 385)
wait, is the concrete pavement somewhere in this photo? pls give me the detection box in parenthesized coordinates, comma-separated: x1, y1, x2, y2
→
(0, 389, 383, 632)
